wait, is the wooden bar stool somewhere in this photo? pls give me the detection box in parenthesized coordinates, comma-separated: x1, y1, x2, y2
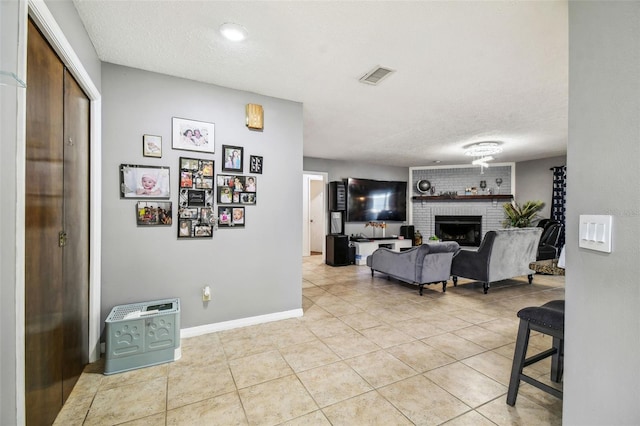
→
(507, 300, 564, 406)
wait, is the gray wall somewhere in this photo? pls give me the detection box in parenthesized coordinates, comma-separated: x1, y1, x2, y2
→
(515, 155, 566, 219)
(46, 0, 102, 91)
(565, 2, 640, 424)
(102, 63, 303, 328)
(303, 157, 408, 236)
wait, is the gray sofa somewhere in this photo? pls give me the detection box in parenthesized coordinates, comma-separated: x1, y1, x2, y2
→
(366, 242, 460, 295)
(451, 227, 543, 294)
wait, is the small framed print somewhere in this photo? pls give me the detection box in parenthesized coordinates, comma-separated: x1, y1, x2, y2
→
(143, 134, 162, 158)
(218, 207, 232, 226)
(172, 117, 215, 154)
(179, 207, 199, 219)
(178, 219, 192, 238)
(250, 155, 263, 174)
(200, 207, 215, 225)
(136, 201, 172, 226)
(180, 170, 193, 188)
(194, 224, 212, 237)
(239, 192, 256, 205)
(179, 188, 213, 208)
(222, 145, 243, 172)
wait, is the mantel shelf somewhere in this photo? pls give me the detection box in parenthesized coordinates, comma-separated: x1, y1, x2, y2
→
(411, 194, 514, 202)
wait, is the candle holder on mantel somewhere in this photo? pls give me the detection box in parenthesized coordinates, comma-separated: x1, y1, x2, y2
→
(480, 180, 487, 193)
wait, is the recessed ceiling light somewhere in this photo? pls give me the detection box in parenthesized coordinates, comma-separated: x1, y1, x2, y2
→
(219, 23, 248, 42)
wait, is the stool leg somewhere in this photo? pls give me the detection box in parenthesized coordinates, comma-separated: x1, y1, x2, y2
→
(507, 319, 530, 406)
(551, 336, 564, 383)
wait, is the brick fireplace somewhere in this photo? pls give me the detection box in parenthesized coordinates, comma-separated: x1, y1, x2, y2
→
(409, 164, 513, 240)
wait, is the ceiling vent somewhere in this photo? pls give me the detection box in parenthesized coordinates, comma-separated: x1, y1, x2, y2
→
(359, 66, 395, 85)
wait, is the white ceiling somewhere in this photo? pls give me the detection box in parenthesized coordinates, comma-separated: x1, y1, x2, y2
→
(72, 0, 568, 167)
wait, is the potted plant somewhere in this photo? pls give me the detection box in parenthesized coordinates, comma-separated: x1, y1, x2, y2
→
(502, 200, 544, 228)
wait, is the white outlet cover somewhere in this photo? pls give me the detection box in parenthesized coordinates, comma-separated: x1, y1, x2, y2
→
(579, 214, 612, 253)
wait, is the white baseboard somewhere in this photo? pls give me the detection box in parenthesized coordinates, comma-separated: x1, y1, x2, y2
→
(180, 308, 304, 339)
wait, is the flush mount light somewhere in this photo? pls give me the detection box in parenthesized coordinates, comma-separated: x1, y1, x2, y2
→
(219, 23, 248, 41)
(464, 142, 503, 157)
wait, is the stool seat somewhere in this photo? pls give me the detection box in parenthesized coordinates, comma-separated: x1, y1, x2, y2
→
(507, 300, 565, 406)
(517, 300, 565, 331)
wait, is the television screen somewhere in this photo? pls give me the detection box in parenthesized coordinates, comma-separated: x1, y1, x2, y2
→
(346, 178, 407, 222)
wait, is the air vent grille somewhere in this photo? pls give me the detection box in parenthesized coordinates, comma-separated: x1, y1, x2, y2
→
(359, 66, 395, 85)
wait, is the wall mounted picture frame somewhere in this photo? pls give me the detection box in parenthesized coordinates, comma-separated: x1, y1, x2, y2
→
(120, 164, 170, 199)
(222, 145, 243, 172)
(217, 174, 257, 205)
(177, 157, 215, 238)
(250, 155, 263, 174)
(136, 201, 172, 226)
(143, 134, 162, 158)
(172, 117, 215, 154)
(218, 206, 245, 228)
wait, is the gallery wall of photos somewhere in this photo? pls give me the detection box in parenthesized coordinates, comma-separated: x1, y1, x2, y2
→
(121, 113, 264, 239)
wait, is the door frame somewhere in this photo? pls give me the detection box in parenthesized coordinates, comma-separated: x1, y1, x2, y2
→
(16, 2, 102, 422)
(302, 171, 328, 257)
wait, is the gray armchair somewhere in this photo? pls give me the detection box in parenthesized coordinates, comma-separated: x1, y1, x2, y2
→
(366, 242, 460, 295)
(451, 227, 542, 294)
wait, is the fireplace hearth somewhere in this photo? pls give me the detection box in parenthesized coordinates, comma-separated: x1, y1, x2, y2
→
(435, 215, 482, 247)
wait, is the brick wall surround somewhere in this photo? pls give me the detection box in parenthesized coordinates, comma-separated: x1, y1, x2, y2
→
(410, 165, 513, 239)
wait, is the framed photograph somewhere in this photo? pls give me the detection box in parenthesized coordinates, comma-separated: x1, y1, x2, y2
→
(172, 117, 215, 154)
(180, 170, 193, 188)
(222, 145, 243, 172)
(250, 155, 263, 174)
(232, 207, 245, 227)
(179, 207, 199, 219)
(120, 164, 170, 199)
(200, 207, 215, 225)
(180, 157, 200, 171)
(217, 206, 245, 228)
(239, 192, 256, 205)
(194, 224, 213, 237)
(178, 219, 192, 238)
(218, 207, 231, 226)
(218, 186, 233, 204)
(245, 176, 257, 192)
(136, 201, 172, 226)
(143, 134, 162, 158)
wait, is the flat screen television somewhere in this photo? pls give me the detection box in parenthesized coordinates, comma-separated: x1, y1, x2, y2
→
(346, 178, 407, 222)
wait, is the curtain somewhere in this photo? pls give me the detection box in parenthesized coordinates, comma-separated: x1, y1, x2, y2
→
(550, 166, 566, 248)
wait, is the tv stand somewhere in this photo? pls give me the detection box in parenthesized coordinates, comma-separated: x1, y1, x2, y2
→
(352, 238, 413, 265)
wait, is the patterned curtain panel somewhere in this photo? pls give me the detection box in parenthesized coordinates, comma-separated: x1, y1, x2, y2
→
(551, 166, 566, 248)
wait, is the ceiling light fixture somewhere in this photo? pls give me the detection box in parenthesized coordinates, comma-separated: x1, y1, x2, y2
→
(464, 142, 503, 157)
(464, 142, 502, 174)
(219, 23, 248, 42)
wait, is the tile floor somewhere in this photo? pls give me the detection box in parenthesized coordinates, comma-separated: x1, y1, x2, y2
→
(56, 255, 564, 425)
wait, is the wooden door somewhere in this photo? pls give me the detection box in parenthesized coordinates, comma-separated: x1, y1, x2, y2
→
(61, 70, 90, 401)
(25, 19, 90, 425)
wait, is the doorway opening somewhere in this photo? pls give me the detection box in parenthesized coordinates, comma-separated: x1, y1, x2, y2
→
(302, 172, 328, 257)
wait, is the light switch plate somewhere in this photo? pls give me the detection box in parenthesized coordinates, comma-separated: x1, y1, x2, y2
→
(579, 214, 612, 253)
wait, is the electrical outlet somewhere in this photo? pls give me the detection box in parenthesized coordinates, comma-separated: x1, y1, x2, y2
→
(202, 286, 211, 302)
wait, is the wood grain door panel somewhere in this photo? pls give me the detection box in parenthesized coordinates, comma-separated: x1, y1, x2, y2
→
(25, 18, 90, 425)
(62, 69, 90, 400)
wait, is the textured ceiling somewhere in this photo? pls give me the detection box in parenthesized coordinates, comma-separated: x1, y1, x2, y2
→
(73, 0, 568, 167)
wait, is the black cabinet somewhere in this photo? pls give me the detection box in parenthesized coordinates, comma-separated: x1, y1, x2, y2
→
(326, 234, 350, 266)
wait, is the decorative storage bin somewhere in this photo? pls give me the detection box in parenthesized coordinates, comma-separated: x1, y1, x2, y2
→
(104, 298, 181, 375)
